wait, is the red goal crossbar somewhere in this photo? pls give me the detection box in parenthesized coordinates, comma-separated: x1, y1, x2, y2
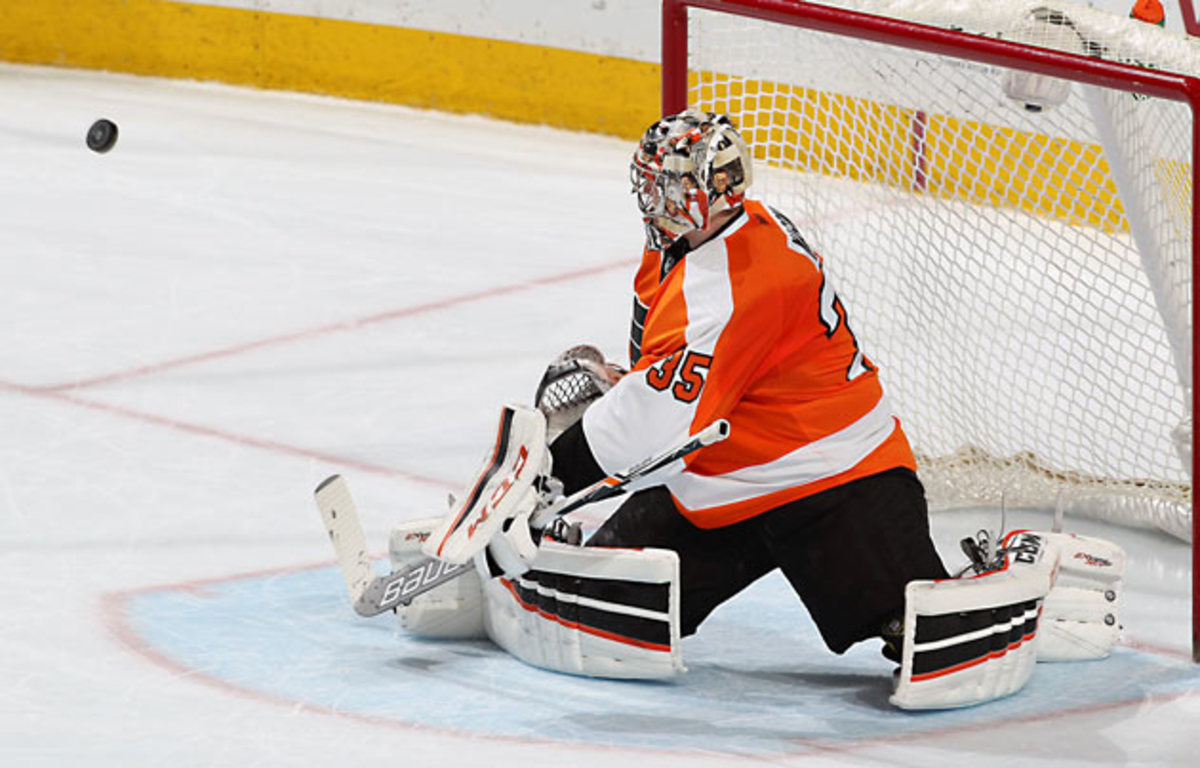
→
(661, 0, 1200, 662)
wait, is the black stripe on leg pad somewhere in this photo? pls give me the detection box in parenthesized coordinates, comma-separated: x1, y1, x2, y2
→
(913, 598, 1038, 644)
(513, 570, 672, 648)
(910, 599, 1041, 678)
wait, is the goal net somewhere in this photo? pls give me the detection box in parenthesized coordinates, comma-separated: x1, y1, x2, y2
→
(666, 0, 1196, 548)
(665, 0, 1200, 660)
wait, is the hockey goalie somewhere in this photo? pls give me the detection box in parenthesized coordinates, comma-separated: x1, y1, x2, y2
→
(319, 111, 1127, 708)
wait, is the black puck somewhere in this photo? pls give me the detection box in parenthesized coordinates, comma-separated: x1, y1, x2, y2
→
(86, 119, 119, 153)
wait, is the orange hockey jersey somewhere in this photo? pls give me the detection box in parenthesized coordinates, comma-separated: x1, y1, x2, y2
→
(583, 199, 916, 528)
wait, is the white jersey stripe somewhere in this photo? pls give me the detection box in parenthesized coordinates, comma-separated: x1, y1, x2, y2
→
(584, 222, 740, 477)
(667, 396, 900, 510)
(682, 228, 737, 351)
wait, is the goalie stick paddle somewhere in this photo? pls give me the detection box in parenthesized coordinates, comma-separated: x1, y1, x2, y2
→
(313, 418, 730, 617)
(314, 474, 472, 617)
(313, 474, 373, 608)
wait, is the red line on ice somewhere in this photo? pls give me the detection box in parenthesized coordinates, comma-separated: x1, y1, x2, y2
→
(0, 259, 634, 484)
(37, 258, 635, 392)
(0, 378, 447, 486)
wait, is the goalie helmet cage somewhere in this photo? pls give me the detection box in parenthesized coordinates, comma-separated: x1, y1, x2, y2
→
(660, 0, 1199, 661)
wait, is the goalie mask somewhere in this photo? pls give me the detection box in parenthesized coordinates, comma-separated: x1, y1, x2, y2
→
(630, 110, 753, 246)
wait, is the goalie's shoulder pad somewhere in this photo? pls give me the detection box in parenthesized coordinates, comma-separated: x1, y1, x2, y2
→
(423, 404, 548, 565)
(891, 529, 1059, 710)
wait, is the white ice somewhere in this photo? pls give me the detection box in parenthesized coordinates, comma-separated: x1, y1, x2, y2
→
(0, 64, 1196, 767)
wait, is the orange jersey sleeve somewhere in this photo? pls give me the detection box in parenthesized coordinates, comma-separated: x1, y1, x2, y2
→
(586, 200, 915, 528)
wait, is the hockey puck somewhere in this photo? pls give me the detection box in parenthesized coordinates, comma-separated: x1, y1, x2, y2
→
(86, 119, 119, 153)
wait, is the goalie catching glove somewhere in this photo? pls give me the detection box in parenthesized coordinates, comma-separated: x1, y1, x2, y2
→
(534, 344, 624, 442)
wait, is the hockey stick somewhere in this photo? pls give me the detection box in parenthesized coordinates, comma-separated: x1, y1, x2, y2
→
(314, 418, 730, 617)
(528, 417, 729, 528)
(314, 474, 473, 617)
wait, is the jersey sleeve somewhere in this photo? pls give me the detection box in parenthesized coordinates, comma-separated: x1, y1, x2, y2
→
(548, 419, 606, 495)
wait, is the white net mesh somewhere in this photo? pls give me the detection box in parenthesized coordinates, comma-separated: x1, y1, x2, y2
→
(686, 0, 1194, 540)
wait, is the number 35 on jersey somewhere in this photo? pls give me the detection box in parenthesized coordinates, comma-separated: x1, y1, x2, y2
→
(646, 350, 713, 403)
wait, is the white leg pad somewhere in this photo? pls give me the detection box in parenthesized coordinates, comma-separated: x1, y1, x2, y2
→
(1036, 532, 1125, 661)
(480, 541, 684, 679)
(891, 531, 1059, 710)
(388, 518, 486, 640)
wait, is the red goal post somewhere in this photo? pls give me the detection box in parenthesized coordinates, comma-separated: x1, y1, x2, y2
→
(661, 0, 1200, 661)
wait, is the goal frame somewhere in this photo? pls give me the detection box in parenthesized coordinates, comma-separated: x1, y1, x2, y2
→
(661, 0, 1200, 661)
(1179, 0, 1200, 36)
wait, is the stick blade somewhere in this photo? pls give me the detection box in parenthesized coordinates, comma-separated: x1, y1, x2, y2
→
(314, 474, 374, 606)
(353, 557, 472, 616)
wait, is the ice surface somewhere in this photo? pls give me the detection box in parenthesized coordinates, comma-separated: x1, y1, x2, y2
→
(0, 64, 1195, 767)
